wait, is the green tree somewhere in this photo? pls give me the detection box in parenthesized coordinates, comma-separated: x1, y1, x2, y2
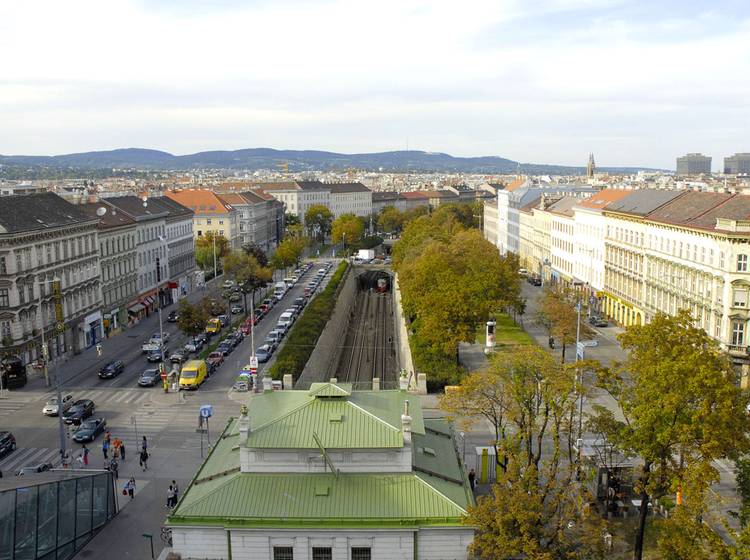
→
(377, 205, 404, 234)
(223, 250, 273, 312)
(304, 204, 333, 242)
(271, 237, 306, 273)
(195, 232, 229, 272)
(591, 310, 750, 560)
(241, 242, 269, 267)
(284, 213, 300, 227)
(176, 299, 208, 342)
(537, 285, 594, 363)
(331, 213, 365, 250)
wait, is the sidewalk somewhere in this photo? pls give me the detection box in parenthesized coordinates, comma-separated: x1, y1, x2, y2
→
(22, 275, 226, 392)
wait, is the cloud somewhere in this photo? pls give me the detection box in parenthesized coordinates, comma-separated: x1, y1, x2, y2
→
(0, 0, 749, 169)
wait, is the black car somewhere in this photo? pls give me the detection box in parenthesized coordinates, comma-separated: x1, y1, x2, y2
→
(167, 310, 179, 322)
(98, 360, 124, 379)
(146, 349, 165, 363)
(0, 431, 16, 459)
(72, 418, 107, 443)
(62, 399, 95, 425)
(138, 369, 160, 387)
(589, 315, 608, 328)
(216, 343, 232, 357)
(194, 332, 209, 345)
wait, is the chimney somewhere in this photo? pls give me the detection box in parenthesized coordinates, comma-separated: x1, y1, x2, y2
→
(401, 400, 412, 446)
(238, 404, 250, 445)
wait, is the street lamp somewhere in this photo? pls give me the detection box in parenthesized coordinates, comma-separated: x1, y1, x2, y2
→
(541, 258, 551, 288)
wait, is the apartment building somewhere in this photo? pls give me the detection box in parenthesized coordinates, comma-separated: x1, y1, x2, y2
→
(548, 197, 579, 284)
(724, 153, 750, 175)
(372, 191, 407, 213)
(0, 193, 103, 364)
(327, 182, 373, 217)
(257, 181, 330, 224)
(79, 202, 138, 336)
(165, 189, 240, 248)
(150, 196, 196, 300)
(483, 199, 499, 247)
(676, 153, 711, 176)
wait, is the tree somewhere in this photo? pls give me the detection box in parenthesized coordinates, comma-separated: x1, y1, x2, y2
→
(195, 232, 229, 272)
(377, 205, 404, 234)
(331, 213, 364, 249)
(537, 285, 594, 363)
(445, 346, 609, 559)
(284, 213, 300, 227)
(176, 299, 208, 342)
(271, 237, 306, 273)
(304, 205, 333, 242)
(591, 310, 750, 560)
(241, 242, 269, 267)
(223, 250, 273, 312)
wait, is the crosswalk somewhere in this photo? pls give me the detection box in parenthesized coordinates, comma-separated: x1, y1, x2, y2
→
(0, 446, 62, 474)
(0, 388, 156, 415)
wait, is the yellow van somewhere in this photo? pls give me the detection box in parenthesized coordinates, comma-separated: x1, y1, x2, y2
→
(205, 318, 221, 334)
(179, 360, 208, 390)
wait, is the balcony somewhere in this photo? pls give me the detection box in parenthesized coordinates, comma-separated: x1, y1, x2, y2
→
(727, 344, 748, 355)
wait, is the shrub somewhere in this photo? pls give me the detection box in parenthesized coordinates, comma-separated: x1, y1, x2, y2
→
(268, 261, 349, 381)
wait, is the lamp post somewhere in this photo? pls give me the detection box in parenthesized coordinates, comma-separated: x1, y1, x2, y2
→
(212, 234, 218, 280)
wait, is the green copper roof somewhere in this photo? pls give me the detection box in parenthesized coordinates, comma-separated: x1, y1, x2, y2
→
(308, 382, 352, 397)
(245, 389, 425, 449)
(169, 472, 468, 528)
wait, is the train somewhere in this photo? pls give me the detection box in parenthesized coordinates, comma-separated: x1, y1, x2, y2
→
(375, 277, 388, 293)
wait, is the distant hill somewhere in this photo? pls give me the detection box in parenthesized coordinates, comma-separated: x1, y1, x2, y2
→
(0, 147, 663, 174)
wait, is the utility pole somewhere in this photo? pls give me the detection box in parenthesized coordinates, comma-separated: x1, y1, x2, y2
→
(52, 279, 67, 466)
(212, 234, 218, 280)
(574, 299, 583, 479)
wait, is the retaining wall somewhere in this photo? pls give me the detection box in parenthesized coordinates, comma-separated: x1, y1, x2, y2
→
(392, 273, 416, 389)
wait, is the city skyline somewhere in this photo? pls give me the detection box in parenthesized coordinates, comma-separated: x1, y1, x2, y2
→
(2, 0, 749, 169)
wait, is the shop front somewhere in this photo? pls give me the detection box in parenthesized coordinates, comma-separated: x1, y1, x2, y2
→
(127, 300, 146, 324)
(80, 311, 103, 349)
(603, 292, 643, 327)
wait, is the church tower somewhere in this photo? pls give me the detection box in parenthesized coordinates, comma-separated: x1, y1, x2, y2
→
(586, 153, 596, 178)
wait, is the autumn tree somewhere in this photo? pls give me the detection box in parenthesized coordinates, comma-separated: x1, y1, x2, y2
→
(391, 211, 464, 270)
(537, 285, 594, 363)
(444, 346, 609, 559)
(176, 298, 208, 342)
(241, 242, 269, 267)
(331, 213, 364, 249)
(195, 232, 229, 272)
(591, 310, 750, 560)
(271, 236, 306, 273)
(304, 204, 333, 242)
(223, 249, 273, 312)
(377, 206, 404, 234)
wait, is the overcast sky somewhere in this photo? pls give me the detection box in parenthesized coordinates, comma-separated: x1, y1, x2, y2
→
(1, 0, 748, 169)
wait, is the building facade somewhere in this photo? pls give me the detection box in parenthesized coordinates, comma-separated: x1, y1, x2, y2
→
(167, 383, 474, 560)
(257, 181, 331, 224)
(0, 193, 103, 364)
(327, 182, 373, 218)
(676, 153, 712, 176)
(482, 199, 498, 247)
(152, 197, 196, 300)
(79, 202, 138, 336)
(724, 153, 750, 175)
(165, 189, 240, 248)
(372, 192, 407, 214)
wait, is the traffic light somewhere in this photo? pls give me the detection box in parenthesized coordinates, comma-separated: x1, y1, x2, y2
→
(156, 257, 161, 283)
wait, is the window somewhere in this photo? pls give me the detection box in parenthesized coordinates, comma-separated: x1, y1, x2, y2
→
(1, 320, 10, 338)
(16, 252, 22, 273)
(273, 547, 294, 560)
(734, 289, 748, 308)
(351, 548, 371, 560)
(0, 256, 5, 275)
(312, 548, 332, 560)
(732, 320, 746, 346)
(738, 254, 748, 272)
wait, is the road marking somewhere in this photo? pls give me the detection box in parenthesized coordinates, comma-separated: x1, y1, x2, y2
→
(0, 447, 59, 472)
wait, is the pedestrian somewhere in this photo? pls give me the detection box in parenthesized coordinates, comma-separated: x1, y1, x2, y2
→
(120, 441, 126, 462)
(166, 485, 174, 508)
(141, 436, 148, 453)
(139, 447, 149, 471)
(109, 457, 119, 480)
(113, 437, 121, 459)
(82, 444, 89, 466)
(171, 480, 179, 507)
(104, 430, 111, 444)
(102, 439, 109, 460)
(468, 468, 476, 490)
(124, 477, 135, 500)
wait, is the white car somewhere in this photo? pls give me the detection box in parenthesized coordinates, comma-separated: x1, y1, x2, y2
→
(43, 393, 74, 416)
(151, 332, 170, 343)
(184, 340, 203, 353)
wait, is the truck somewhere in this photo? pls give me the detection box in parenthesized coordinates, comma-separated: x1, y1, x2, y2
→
(273, 281, 287, 301)
(357, 249, 375, 261)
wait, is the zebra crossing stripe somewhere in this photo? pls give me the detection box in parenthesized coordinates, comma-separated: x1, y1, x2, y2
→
(0, 447, 58, 472)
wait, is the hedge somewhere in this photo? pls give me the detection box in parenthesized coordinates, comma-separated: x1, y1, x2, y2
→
(268, 261, 349, 381)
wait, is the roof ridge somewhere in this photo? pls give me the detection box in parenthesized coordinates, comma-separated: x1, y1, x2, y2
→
(251, 397, 314, 432)
(413, 473, 468, 514)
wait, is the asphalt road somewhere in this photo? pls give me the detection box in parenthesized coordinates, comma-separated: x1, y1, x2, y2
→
(0, 256, 338, 559)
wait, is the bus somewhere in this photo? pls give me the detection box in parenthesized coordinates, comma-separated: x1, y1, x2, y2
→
(1, 355, 27, 389)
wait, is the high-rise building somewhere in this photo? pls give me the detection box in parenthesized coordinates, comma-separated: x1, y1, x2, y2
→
(676, 153, 711, 176)
(724, 153, 750, 175)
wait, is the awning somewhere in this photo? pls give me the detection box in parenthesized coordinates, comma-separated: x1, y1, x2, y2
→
(128, 303, 146, 314)
(168, 282, 178, 289)
(144, 297, 154, 305)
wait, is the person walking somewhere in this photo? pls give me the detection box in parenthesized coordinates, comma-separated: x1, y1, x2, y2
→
(124, 477, 135, 500)
(102, 439, 109, 460)
(82, 445, 89, 466)
(113, 437, 121, 460)
(166, 485, 174, 508)
(139, 447, 149, 471)
(120, 441, 126, 462)
(109, 457, 119, 480)
(104, 430, 111, 444)
(468, 468, 476, 490)
(171, 480, 179, 507)
(141, 436, 148, 453)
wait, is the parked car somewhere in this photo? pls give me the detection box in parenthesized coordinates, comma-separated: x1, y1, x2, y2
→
(255, 345, 273, 363)
(98, 360, 124, 379)
(206, 351, 224, 369)
(138, 369, 161, 387)
(16, 462, 53, 476)
(263, 337, 278, 352)
(151, 331, 170, 343)
(218, 314, 230, 327)
(231, 304, 244, 314)
(194, 332, 209, 345)
(63, 399, 95, 425)
(146, 349, 165, 363)
(589, 315, 608, 328)
(266, 329, 284, 345)
(0, 431, 16, 459)
(167, 310, 179, 322)
(170, 351, 186, 364)
(184, 339, 203, 353)
(72, 418, 107, 443)
(222, 279, 236, 289)
(216, 343, 232, 357)
(42, 393, 74, 416)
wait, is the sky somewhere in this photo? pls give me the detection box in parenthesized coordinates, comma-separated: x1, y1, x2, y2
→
(1, 0, 749, 169)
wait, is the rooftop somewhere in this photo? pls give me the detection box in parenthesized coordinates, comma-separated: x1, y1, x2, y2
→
(79, 202, 137, 229)
(105, 195, 171, 220)
(604, 189, 683, 216)
(165, 189, 234, 215)
(576, 188, 633, 211)
(0, 192, 96, 234)
(327, 182, 371, 194)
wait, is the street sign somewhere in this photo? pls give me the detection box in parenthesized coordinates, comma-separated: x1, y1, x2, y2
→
(199, 404, 213, 418)
(249, 356, 258, 369)
(55, 322, 65, 334)
(576, 342, 585, 360)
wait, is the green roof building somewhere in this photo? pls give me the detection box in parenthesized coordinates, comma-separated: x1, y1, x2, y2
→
(166, 383, 474, 560)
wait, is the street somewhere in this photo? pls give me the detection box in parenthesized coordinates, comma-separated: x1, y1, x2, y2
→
(0, 257, 337, 559)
